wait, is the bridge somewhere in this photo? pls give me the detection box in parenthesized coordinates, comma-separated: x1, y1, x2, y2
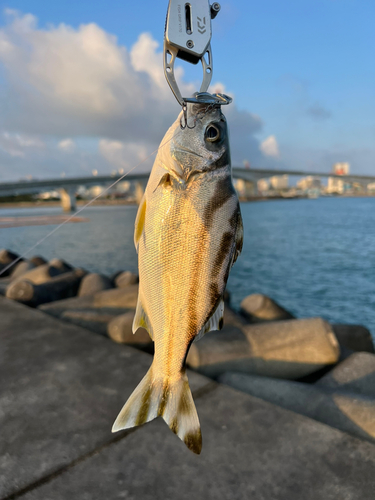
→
(1, 168, 374, 211)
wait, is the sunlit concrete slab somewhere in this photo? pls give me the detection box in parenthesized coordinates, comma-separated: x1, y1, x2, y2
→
(21, 385, 375, 500)
(0, 297, 210, 499)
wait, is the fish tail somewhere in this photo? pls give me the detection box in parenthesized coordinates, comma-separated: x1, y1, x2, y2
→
(112, 365, 202, 454)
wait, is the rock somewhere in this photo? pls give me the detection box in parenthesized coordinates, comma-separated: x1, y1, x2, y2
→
(39, 285, 139, 316)
(331, 324, 374, 354)
(240, 293, 294, 322)
(60, 309, 126, 336)
(107, 312, 151, 344)
(93, 284, 139, 308)
(0, 250, 22, 276)
(219, 371, 375, 445)
(6, 269, 85, 307)
(114, 271, 139, 288)
(316, 352, 375, 398)
(29, 255, 48, 267)
(0, 249, 22, 265)
(48, 258, 74, 273)
(12, 263, 64, 285)
(10, 261, 36, 279)
(187, 317, 340, 379)
(78, 273, 113, 297)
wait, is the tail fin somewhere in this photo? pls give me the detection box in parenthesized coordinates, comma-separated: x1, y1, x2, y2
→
(112, 366, 202, 454)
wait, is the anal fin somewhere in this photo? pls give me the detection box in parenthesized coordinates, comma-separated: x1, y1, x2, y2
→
(133, 298, 153, 340)
(194, 299, 224, 343)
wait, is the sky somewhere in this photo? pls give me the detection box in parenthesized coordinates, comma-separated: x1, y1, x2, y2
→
(0, 0, 373, 180)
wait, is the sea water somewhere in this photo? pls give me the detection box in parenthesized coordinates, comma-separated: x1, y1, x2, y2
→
(1, 197, 374, 338)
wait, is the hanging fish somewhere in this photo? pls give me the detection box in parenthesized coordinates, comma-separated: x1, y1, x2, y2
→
(112, 102, 243, 454)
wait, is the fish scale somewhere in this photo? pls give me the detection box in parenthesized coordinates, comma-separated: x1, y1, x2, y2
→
(112, 103, 243, 454)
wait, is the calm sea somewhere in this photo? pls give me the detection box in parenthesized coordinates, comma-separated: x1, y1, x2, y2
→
(1, 197, 374, 339)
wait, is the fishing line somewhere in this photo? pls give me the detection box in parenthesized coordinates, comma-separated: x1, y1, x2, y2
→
(0, 105, 213, 277)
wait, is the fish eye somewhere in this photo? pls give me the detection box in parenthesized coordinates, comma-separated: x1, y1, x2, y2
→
(205, 124, 220, 142)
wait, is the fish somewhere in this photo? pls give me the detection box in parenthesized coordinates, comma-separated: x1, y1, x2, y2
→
(112, 102, 243, 454)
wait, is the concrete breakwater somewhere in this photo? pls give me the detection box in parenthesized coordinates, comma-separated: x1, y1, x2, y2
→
(1, 247, 375, 447)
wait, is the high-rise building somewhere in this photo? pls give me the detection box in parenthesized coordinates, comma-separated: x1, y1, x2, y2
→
(270, 175, 288, 191)
(327, 163, 350, 194)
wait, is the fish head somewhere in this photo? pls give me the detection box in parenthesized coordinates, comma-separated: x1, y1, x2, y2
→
(166, 104, 231, 183)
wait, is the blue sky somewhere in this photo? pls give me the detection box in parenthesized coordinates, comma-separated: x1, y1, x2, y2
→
(0, 0, 373, 178)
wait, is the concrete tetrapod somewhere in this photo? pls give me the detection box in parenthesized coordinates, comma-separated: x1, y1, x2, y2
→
(219, 371, 375, 445)
(331, 324, 374, 354)
(316, 352, 375, 398)
(12, 264, 65, 285)
(187, 317, 340, 379)
(240, 293, 294, 322)
(39, 284, 139, 317)
(10, 261, 37, 279)
(29, 255, 48, 267)
(78, 273, 113, 297)
(107, 311, 152, 345)
(6, 269, 86, 307)
(114, 271, 139, 288)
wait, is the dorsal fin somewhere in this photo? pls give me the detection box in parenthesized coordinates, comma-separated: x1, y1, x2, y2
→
(194, 299, 224, 343)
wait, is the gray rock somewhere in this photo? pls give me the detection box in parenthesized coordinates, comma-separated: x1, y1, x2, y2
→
(12, 263, 64, 285)
(187, 317, 340, 379)
(6, 269, 85, 307)
(0, 248, 21, 265)
(78, 273, 113, 296)
(29, 255, 48, 267)
(219, 371, 375, 445)
(107, 312, 151, 344)
(240, 293, 294, 322)
(316, 352, 375, 398)
(331, 324, 374, 354)
(48, 258, 74, 273)
(94, 284, 139, 308)
(39, 285, 139, 318)
(114, 270, 139, 288)
(10, 260, 36, 279)
(61, 309, 127, 336)
(0, 250, 22, 276)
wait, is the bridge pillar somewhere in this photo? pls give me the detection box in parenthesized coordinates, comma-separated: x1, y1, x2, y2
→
(60, 188, 77, 212)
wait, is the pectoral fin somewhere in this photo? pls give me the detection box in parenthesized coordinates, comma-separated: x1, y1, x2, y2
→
(134, 196, 147, 252)
(133, 298, 153, 340)
(194, 299, 224, 343)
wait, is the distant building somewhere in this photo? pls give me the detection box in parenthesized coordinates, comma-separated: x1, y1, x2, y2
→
(297, 176, 322, 192)
(327, 162, 350, 194)
(270, 175, 288, 191)
(257, 178, 270, 193)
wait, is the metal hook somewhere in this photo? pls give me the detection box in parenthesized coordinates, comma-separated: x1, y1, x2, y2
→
(180, 102, 197, 130)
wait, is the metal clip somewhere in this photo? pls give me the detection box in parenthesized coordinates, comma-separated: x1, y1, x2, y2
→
(164, 0, 220, 106)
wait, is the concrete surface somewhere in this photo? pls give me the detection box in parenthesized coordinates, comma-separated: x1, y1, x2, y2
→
(219, 372, 375, 445)
(1, 297, 375, 500)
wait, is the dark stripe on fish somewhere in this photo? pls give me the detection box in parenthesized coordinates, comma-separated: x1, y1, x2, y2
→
(158, 382, 169, 417)
(184, 429, 202, 455)
(135, 385, 152, 426)
(202, 177, 235, 230)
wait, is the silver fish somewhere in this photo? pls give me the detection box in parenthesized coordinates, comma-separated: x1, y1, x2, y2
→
(112, 103, 243, 454)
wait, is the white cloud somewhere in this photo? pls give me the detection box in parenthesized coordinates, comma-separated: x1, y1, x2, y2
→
(99, 139, 148, 170)
(58, 138, 76, 152)
(0, 11, 268, 179)
(0, 131, 44, 157)
(260, 135, 280, 158)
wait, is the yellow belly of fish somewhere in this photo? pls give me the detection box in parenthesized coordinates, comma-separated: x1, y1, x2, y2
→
(138, 184, 231, 377)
